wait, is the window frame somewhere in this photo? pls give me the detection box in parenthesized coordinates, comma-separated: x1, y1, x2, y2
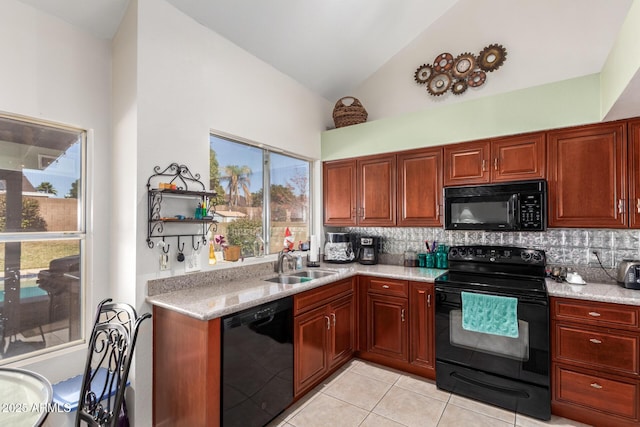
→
(0, 112, 87, 363)
(209, 131, 314, 256)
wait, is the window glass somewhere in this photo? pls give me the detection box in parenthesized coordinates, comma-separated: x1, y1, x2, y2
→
(0, 115, 85, 362)
(210, 134, 310, 258)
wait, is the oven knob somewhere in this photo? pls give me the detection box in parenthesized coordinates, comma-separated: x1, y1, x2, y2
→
(521, 252, 532, 262)
(532, 251, 543, 262)
(458, 248, 466, 257)
(450, 248, 458, 258)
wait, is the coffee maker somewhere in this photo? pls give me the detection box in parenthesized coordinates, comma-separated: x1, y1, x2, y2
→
(357, 236, 379, 265)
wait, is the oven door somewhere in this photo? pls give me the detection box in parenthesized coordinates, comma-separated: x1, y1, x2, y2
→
(435, 285, 550, 420)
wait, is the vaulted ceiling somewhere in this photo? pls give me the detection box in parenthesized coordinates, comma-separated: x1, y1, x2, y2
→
(16, 0, 638, 117)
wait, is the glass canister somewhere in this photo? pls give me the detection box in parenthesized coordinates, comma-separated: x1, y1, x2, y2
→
(418, 253, 427, 267)
(404, 250, 418, 267)
(435, 244, 448, 269)
(425, 252, 435, 268)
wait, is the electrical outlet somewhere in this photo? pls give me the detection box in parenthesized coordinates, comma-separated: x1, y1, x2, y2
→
(185, 253, 201, 273)
(159, 254, 170, 271)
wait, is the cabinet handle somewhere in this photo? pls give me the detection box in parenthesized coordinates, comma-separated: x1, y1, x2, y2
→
(401, 309, 405, 322)
(618, 199, 624, 214)
(494, 158, 498, 170)
(590, 383, 603, 390)
(589, 338, 602, 344)
(482, 159, 487, 172)
(324, 316, 330, 330)
(427, 294, 431, 307)
(351, 207, 357, 219)
(637, 198, 640, 213)
(330, 312, 336, 326)
(588, 311, 601, 317)
(382, 284, 390, 289)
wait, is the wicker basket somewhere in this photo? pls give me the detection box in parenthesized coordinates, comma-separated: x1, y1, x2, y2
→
(223, 245, 241, 262)
(332, 96, 368, 128)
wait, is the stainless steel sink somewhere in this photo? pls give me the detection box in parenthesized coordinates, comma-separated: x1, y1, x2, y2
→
(264, 275, 305, 284)
(289, 270, 338, 279)
(264, 269, 338, 284)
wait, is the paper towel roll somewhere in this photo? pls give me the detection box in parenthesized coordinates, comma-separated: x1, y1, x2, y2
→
(309, 235, 318, 262)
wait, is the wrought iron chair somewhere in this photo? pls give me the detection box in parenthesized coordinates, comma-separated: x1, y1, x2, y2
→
(76, 298, 151, 426)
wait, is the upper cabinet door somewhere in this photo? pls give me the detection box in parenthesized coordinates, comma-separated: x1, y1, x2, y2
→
(443, 140, 491, 186)
(323, 159, 357, 226)
(397, 148, 443, 227)
(491, 132, 546, 182)
(629, 119, 640, 228)
(548, 122, 627, 228)
(357, 154, 396, 226)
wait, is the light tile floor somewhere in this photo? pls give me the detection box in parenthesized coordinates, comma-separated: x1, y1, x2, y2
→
(269, 359, 592, 427)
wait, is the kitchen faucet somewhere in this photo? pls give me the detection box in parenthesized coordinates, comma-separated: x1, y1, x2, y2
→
(275, 250, 296, 274)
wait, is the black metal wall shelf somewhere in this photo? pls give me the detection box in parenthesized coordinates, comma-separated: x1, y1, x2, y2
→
(146, 163, 217, 249)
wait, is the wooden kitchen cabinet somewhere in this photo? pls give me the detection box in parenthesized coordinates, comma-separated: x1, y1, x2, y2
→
(547, 121, 627, 228)
(323, 153, 396, 226)
(293, 278, 355, 397)
(323, 159, 357, 226)
(629, 119, 640, 228)
(397, 147, 443, 227)
(409, 282, 435, 373)
(551, 297, 640, 426)
(491, 132, 546, 182)
(153, 306, 221, 427)
(444, 139, 491, 186)
(362, 277, 409, 362)
(443, 132, 545, 186)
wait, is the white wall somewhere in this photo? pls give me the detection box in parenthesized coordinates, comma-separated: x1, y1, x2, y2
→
(114, 0, 332, 424)
(0, 0, 112, 374)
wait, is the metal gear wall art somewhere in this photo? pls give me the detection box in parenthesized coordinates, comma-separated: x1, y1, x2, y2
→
(414, 44, 507, 97)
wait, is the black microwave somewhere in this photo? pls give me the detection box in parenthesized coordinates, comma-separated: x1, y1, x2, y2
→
(444, 180, 547, 231)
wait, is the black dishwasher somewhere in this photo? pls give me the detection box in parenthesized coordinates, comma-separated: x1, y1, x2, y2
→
(221, 297, 294, 427)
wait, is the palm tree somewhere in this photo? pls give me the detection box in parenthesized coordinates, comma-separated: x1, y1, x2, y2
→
(36, 181, 57, 195)
(221, 165, 252, 207)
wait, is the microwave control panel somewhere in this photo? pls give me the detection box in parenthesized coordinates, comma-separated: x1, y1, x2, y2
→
(519, 193, 543, 230)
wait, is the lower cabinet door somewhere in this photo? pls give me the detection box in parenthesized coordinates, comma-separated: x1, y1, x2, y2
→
(294, 306, 329, 396)
(329, 295, 355, 367)
(409, 282, 434, 369)
(366, 293, 408, 361)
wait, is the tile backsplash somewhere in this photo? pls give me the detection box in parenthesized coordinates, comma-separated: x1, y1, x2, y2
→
(335, 227, 640, 283)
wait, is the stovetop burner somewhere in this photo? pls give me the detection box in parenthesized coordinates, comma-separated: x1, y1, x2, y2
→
(435, 245, 547, 298)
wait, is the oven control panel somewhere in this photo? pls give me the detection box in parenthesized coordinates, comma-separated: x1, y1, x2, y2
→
(448, 245, 545, 266)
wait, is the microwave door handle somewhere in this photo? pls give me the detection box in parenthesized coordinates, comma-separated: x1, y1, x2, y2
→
(510, 194, 519, 229)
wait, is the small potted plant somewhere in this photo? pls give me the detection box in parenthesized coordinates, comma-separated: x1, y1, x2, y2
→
(214, 234, 226, 261)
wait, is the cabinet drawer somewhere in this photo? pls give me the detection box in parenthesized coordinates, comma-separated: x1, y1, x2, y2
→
(551, 297, 640, 329)
(555, 324, 639, 375)
(294, 278, 354, 315)
(367, 278, 408, 298)
(555, 365, 638, 420)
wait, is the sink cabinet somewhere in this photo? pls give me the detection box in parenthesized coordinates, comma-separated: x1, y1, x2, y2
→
(293, 278, 355, 397)
(551, 297, 640, 426)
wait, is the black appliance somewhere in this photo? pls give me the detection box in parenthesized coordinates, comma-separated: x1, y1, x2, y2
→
(435, 245, 550, 421)
(357, 236, 379, 265)
(37, 254, 80, 323)
(221, 297, 294, 427)
(444, 180, 547, 231)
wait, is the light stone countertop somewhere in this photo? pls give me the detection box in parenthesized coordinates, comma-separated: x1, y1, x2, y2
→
(146, 260, 640, 321)
(146, 262, 446, 321)
(546, 278, 640, 306)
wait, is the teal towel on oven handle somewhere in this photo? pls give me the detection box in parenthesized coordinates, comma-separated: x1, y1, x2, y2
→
(461, 291, 519, 338)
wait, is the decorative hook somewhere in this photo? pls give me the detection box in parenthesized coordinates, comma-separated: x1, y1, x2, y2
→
(158, 237, 170, 254)
(177, 236, 185, 253)
(192, 235, 201, 251)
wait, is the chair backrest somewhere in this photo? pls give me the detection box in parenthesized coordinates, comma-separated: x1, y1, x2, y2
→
(76, 298, 151, 427)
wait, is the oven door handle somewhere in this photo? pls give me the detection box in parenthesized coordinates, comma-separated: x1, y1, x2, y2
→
(435, 287, 548, 305)
(450, 372, 530, 398)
